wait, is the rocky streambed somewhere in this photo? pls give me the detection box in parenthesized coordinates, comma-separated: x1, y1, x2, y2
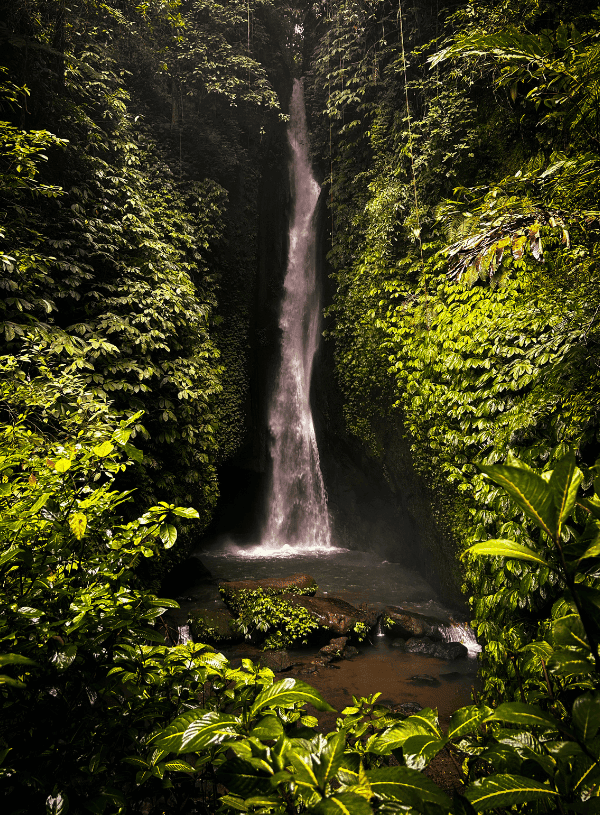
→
(159, 560, 479, 729)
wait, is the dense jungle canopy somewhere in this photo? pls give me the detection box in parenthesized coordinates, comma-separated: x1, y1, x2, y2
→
(1, 0, 600, 813)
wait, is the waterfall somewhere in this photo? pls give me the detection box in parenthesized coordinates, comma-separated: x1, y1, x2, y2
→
(262, 79, 331, 552)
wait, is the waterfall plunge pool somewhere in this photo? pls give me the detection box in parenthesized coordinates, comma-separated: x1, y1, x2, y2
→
(192, 542, 480, 727)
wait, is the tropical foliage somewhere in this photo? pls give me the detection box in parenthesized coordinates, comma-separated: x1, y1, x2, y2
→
(2, 0, 600, 811)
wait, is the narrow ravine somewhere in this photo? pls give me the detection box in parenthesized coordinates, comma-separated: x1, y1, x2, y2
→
(192, 79, 479, 726)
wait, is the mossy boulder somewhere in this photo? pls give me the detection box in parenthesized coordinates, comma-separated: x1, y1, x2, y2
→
(219, 573, 317, 611)
(282, 595, 368, 637)
(188, 607, 240, 644)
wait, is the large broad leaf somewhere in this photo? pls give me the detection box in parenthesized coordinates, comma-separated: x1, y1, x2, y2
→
(153, 710, 240, 753)
(0, 546, 22, 568)
(405, 707, 441, 736)
(547, 649, 595, 676)
(366, 766, 452, 809)
(159, 523, 177, 549)
(448, 705, 492, 739)
(367, 721, 427, 755)
(462, 539, 548, 566)
(552, 616, 589, 651)
(0, 653, 38, 668)
(573, 692, 600, 740)
(402, 735, 448, 770)
(549, 451, 583, 532)
(289, 752, 320, 793)
(464, 774, 559, 810)
(486, 702, 559, 730)
(314, 732, 346, 788)
(310, 792, 373, 815)
(250, 715, 284, 742)
(172, 507, 200, 519)
(250, 678, 335, 717)
(478, 462, 556, 537)
(217, 756, 273, 797)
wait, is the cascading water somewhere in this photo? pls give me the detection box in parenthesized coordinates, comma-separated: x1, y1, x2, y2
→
(261, 79, 331, 553)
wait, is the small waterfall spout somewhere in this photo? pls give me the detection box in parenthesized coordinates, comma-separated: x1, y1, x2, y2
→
(262, 79, 331, 552)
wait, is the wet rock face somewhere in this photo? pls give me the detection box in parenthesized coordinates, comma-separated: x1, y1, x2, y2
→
(259, 651, 294, 672)
(283, 595, 366, 637)
(383, 607, 445, 641)
(405, 636, 468, 660)
(319, 636, 349, 659)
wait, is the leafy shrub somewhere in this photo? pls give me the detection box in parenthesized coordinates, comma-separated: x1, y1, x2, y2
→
(0, 357, 213, 812)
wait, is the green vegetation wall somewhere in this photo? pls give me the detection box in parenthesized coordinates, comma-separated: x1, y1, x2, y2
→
(306, 0, 600, 693)
(0, 0, 295, 543)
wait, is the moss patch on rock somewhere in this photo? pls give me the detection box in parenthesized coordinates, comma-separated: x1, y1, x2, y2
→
(219, 573, 317, 612)
(188, 608, 240, 644)
(231, 589, 321, 650)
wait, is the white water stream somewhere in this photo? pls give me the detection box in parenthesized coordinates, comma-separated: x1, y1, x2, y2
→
(261, 79, 332, 553)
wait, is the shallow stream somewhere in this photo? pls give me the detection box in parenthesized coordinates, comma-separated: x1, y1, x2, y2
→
(194, 543, 479, 727)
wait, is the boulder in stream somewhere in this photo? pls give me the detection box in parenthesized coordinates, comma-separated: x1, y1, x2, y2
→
(219, 573, 317, 610)
(383, 607, 444, 641)
(319, 636, 348, 659)
(282, 595, 367, 637)
(405, 636, 468, 660)
(259, 651, 294, 673)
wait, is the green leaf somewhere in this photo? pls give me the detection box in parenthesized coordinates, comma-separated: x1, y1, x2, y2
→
(93, 441, 114, 457)
(478, 462, 556, 537)
(289, 752, 321, 792)
(250, 715, 284, 742)
(218, 795, 247, 812)
(448, 705, 493, 739)
(163, 760, 197, 773)
(0, 546, 22, 567)
(171, 506, 200, 519)
(550, 451, 583, 531)
(464, 774, 559, 810)
(368, 720, 427, 755)
(315, 732, 346, 787)
(463, 539, 548, 566)
(552, 616, 589, 651)
(124, 443, 143, 463)
(547, 649, 595, 676)
(572, 692, 600, 740)
(250, 678, 335, 717)
(153, 710, 240, 753)
(28, 492, 51, 514)
(159, 523, 177, 549)
(0, 675, 26, 687)
(244, 796, 282, 809)
(54, 458, 72, 473)
(0, 653, 39, 668)
(217, 756, 273, 797)
(310, 793, 374, 815)
(402, 735, 448, 770)
(366, 766, 452, 808)
(486, 702, 560, 730)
